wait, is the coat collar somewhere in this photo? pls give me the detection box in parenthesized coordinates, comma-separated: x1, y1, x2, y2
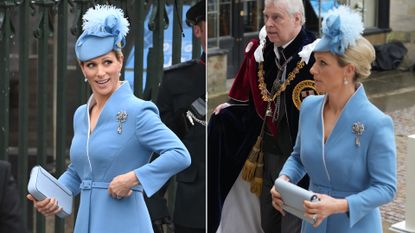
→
(321, 84, 369, 144)
(87, 81, 132, 112)
(86, 81, 133, 130)
(322, 84, 368, 117)
(330, 83, 368, 120)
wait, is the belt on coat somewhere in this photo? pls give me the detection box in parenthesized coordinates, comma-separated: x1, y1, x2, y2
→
(80, 180, 143, 192)
(309, 182, 356, 198)
(76, 180, 143, 233)
(306, 182, 357, 232)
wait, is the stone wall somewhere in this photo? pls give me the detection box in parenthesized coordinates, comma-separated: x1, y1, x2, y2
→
(389, 0, 415, 69)
(207, 51, 228, 95)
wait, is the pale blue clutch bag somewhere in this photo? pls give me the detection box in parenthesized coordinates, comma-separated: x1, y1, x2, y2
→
(274, 179, 319, 224)
(28, 166, 73, 218)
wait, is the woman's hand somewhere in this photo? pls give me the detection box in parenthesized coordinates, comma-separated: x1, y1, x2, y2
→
(303, 194, 349, 227)
(108, 171, 139, 200)
(27, 194, 62, 216)
(270, 175, 290, 215)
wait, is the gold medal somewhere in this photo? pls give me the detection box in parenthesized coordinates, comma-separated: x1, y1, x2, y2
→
(292, 80, 318, 110)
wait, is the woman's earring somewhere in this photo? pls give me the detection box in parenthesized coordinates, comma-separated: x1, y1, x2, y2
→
(118, 72, 122, 77)
(344, 78, 349, 85)
(84, 78, 88, 83)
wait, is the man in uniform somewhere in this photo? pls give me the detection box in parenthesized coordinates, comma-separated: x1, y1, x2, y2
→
(209, 0, 317, 232)
(0, 160, 27, 233)
(145, 1, 206, 233)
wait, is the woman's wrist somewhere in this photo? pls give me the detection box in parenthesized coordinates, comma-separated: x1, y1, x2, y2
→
(334, 199, 349, 214)
(126, 171, 139, 187)
(278, 174, 290, 182)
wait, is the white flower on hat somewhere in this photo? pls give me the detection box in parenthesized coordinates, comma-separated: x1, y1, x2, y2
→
(82, 5, 130, 49)
(314, 5, 364, 56)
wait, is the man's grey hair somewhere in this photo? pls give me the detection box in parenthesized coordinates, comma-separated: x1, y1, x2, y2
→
(264, 0, 306, 25)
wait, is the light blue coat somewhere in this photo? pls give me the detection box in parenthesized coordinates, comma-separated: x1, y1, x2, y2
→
(58, 82, 191, 233)
(280, 85, 396, 233)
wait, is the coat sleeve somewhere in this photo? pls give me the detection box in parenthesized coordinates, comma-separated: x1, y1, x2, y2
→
(279, 128, 306, 184)
(58, 106, 83, 196)
(58, 163, 82, 196)
(279, 98, 310, 183)
(345, 115, 397, 227)
(134, 101, 191, 197)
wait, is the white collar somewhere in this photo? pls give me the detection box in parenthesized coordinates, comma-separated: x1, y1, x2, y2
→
(273, 37, 295, 60)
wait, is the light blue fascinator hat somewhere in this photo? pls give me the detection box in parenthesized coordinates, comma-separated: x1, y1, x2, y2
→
(313, 5, 363, 56)
(75, 5, 130, 62)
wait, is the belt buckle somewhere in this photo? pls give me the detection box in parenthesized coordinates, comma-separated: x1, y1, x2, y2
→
(81, 180, 92, 190)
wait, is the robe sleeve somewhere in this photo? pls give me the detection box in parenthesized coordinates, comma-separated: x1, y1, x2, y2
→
(345, 115, 396, 227)
(228, 40, 259, 102)
(133, 101, 191, 197)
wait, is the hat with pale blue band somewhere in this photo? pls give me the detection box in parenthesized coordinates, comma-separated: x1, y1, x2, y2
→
(313, 5, 363, 56)
(75, 5, 130, 62)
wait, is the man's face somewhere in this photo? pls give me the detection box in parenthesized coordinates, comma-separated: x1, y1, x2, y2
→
(263, 2, 300, 46)
(194, 21, 206, 52)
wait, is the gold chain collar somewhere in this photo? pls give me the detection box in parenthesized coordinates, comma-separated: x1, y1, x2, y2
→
(257, 60, 305, 102)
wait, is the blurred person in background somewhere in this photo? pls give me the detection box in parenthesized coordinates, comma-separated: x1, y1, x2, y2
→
(145, 1, 206, 233)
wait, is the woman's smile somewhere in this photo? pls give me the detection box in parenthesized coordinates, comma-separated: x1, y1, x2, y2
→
(96, 78, 111, 86)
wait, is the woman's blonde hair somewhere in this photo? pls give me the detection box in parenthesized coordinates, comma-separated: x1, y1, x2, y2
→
(114, 50, 124, 62)
(337, 37, 376, 82)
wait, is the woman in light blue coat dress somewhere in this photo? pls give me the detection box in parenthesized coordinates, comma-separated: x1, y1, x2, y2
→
(271, 6, 396, 233)
(27, 5, 191, 233)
